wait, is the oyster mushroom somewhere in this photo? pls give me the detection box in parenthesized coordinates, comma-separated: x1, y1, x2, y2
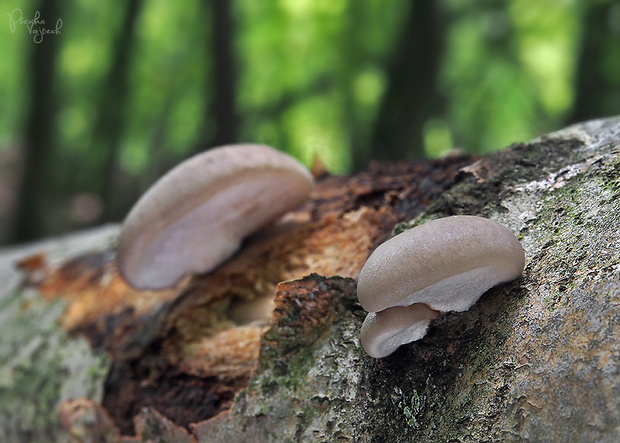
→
(117, 144, 314, 290)
(357, 215, 525, 358)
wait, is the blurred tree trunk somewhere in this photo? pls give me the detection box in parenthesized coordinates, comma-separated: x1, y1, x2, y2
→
(93, 0, 144, 222)
(197, 0, 238, 152)
(569, 1, 620, 123)
(343, 0, 371, 171)
(368, 1, 445, 165)
(11, 0, 60, 243)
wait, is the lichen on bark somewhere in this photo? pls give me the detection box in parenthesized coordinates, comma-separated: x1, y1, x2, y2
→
(1, 118, 620, 442)
(196, 118, 620, 442)
(0, 290, 110, 442)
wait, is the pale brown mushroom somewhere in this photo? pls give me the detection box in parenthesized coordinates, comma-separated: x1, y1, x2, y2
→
(357, 215, 525, 358)
(117, 144, 314, 290)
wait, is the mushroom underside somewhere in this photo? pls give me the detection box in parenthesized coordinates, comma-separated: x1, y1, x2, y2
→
(120, 173, 309, 289)
(360, 304, 440, 358)
(359, 263, 522, 358)
(391, 266, 515, 313)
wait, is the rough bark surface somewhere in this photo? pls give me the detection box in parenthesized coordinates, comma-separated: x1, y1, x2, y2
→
(1, 117, 620, 442)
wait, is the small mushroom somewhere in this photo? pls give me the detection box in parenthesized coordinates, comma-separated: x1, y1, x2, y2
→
(357, 215, 525, 358)
(117, 144, 314, 290)
(360, 304, 440, 360)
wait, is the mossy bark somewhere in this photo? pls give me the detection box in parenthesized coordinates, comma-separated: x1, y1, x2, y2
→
(1, 118, 620, 442)
(200, 119, 620, 442)
(0, 228, 117, 442)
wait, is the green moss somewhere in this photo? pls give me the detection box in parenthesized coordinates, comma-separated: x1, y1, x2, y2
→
(391, 387, 426, 429)
(197, 119, 620, 442)
(391, 139, 589, 239)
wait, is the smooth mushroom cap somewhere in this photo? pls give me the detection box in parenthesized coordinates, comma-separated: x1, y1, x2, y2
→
(357, 215, 525, 313)
(360, 304, 440, 359)
(117, 144, 314, 290)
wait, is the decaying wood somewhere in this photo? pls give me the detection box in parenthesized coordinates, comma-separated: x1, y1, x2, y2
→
(1, 117, 620, 442)
(0, 153, 470, 441)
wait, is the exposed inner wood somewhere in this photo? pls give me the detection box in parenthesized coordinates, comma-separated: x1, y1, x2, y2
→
(27, 156, 473, 434)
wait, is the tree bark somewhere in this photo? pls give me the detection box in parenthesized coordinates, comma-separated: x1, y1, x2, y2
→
(11, 0, 60, 243)
(197, 0, 238, 152)
(2, 117, 620, 442)
(93, 0, 143, 222)
(569, 1, 620, 124)
(368, 1, 445, 165)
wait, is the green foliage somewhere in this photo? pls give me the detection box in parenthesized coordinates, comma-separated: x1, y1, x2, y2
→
(123, 0, 208, 173)
(1, 0, 619, 242)
(235, 0, 408, 172)
(0, 0, 33, 147)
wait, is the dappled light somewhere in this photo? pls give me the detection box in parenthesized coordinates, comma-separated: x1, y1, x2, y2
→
(0, 0, 619, 244)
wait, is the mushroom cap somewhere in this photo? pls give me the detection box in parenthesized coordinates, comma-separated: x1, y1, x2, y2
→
(360, 304, 440, 358)
(357, 215, 525, 313)
(117, 144, 314, 289)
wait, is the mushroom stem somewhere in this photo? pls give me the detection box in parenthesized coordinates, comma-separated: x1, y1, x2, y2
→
(360, 304, 440, 358)
(356, 215, 525, 358)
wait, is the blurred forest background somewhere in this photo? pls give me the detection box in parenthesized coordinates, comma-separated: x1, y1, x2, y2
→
(0, 0, 619, 246)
